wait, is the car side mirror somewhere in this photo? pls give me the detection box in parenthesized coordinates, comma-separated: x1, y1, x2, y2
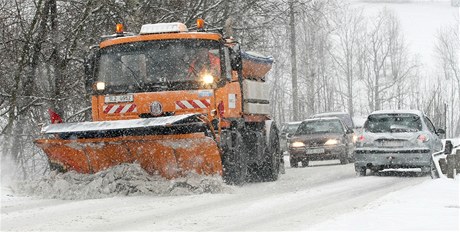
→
(436, 128, 446, 135)
(444, 140, 453, 155)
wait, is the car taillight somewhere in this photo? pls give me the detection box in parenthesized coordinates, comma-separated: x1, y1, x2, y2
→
(417, 134, 429, 142)
(358, 135, 365, 142)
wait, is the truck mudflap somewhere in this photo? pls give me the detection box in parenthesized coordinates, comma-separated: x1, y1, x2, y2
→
(34, 114, 223, 178)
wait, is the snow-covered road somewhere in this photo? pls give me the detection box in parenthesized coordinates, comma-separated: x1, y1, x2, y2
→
(4, 159, 455, 231)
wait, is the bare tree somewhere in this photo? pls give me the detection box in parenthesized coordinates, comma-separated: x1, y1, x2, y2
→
(362, 9, 415, 112)
(289, 0, 300, 120)
(329, 4, 365, 117)
(296, 0, 337, 116)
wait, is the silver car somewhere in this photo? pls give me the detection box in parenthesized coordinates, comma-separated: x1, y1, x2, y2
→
(354, 110, 445, 176)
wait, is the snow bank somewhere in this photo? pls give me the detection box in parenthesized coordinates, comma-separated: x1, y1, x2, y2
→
(312, 177, 460, 230)
(12, 163, 231, 200)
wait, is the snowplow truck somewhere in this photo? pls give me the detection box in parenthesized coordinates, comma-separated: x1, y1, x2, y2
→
(34, 21, 281, 185)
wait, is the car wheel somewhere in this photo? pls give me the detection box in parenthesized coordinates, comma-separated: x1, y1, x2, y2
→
(348, 151, 355, 163)
(290, 157, 298, 168)
(339, 154, 349, 165)
(370, 167, 380, 175)
(355, 166, 366, 176)
(301, 159, 309, 167)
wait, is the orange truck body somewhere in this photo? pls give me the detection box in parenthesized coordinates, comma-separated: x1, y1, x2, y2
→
(35, 22, 275, 182)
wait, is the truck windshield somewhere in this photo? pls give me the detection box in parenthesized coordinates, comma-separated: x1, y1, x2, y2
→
(97, 39, 222, 92)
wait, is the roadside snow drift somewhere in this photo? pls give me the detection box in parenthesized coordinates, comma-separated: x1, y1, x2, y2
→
(13, 163, 230, 200)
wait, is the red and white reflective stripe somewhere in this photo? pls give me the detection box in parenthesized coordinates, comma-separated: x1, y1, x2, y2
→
(175, 99, 211, 110)
(103, 104, 137, 114)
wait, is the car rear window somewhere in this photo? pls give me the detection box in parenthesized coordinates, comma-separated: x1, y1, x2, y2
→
(296, 120, 344, 135)
(364, 114, 422, 133)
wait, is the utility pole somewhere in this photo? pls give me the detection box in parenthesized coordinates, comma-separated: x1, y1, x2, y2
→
(289, 0, 299, 121)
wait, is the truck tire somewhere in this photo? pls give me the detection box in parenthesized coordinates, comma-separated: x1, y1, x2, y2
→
(258, 125, 280, 182)
(222, 130, 248, 185)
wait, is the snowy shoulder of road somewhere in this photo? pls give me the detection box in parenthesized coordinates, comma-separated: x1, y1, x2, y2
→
(1, 169, 459, 231)
(311, 176, 460, 231)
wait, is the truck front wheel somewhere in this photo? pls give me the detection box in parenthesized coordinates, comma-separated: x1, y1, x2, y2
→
(258, 125, 280, 182)
(222, 130, 248, 185)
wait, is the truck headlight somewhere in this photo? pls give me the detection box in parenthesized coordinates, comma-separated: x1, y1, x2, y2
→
(202, 74, 214, 84)
(324, 139, 339, 145)
(95, 81, 106, 90)
(291, 141, 305, 148)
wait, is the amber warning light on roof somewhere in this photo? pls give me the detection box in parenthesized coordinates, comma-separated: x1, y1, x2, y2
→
(197, 18, 205, 29)
(116, 24, 124, 34)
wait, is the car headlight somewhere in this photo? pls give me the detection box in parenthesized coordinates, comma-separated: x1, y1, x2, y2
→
(324, 139, 339, 145)
(352, 135, 358, 143)
(291, 141, 305, 148)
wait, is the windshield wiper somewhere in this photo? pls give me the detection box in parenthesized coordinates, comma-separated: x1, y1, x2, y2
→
(119, 59, 142, 89)
(141, 82, 169, 92)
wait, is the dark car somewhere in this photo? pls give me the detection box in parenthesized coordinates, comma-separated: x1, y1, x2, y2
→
(288, 117, 355, 167)
(354, 110, 445, 176)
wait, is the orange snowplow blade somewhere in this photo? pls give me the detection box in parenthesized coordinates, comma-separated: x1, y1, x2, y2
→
(35, 133, 222, 179)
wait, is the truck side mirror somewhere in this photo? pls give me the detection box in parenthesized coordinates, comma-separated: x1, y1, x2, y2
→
(229, 44, 242, 72)
(84, 46, 99, 93)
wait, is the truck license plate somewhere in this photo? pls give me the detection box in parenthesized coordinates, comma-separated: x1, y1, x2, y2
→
(105, 94, 134, 103)
(306, 148, 324, 154)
